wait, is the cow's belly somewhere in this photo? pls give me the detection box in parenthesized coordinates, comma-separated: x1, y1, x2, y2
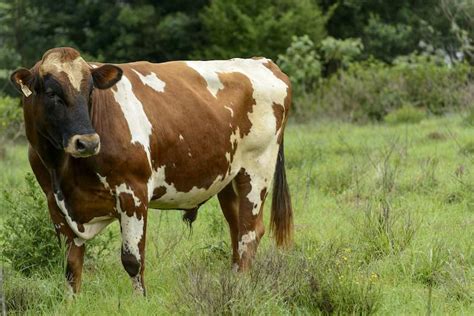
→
(147, 162, 239, 210)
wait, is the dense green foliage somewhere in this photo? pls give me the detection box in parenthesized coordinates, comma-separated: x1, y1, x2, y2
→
(1, 116, 472, 314)
(0, 0, 472, 69)
(316, 56, 472, 122)
(199, 0, 326, 60)
(0, 95, 21, 140)
(0, 173, 116, 276)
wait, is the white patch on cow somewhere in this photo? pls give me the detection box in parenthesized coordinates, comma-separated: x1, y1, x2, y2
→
(119, 212, 144, 261)
(113, 183, 143, 262)
(186, 61, 224, 97)
(224, 105, 234, 117)
(97, 173, 111, 191)
(66, 282, 75, 299)
(90, 64, 98, 69)
(179, 134, 184, 141)
(53, 193, 113, 240)
(54, 223, 64, 230)
(188, 151, 192, 157)
(132, 69, 166, 92)
(238, 231, 256, 258)
(115, 183, 141, 207)
(40, 54, 87, 91)
(74, 237, 85, 247)
(232, 263, 239, 272)
(147, 165, 232, 209)
(131, 275, 145, 295)
(112, 75, 153, 165)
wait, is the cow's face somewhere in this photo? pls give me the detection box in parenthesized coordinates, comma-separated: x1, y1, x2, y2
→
(10, 47, 122, 158)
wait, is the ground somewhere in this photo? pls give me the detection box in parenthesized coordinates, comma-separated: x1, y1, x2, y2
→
(0, 115, 473, 314)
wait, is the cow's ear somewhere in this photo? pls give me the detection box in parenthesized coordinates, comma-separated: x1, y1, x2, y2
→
(92, 64, 123, 89)
(10, 68, 34, 97)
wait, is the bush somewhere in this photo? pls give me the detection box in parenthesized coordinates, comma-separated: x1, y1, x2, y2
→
(384, 105, 426, 124)
(199, 0, 326, 60)
(0, 96, 23, 141)
(318, 57, 472, 122)
(173, 246, 381, 315)
(0, 173, 116, 276)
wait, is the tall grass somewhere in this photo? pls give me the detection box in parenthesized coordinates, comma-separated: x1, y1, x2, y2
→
(0, 115, 472, 314)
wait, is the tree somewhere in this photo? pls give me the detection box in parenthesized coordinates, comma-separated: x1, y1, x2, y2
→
(198, 0, 327, 60)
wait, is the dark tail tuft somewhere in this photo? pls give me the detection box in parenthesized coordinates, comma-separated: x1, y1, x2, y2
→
(270, 139, 293, 248)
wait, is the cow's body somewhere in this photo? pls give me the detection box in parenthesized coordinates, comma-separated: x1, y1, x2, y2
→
(12, 48, 293, 295)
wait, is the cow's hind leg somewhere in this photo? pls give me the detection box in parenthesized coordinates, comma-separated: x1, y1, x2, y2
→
(218, 182, 240, 270)
(117, 188, 148, 295)
(233, 168, 270, 271)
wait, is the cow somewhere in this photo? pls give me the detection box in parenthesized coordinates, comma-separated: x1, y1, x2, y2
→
(10, 47, 293, 295)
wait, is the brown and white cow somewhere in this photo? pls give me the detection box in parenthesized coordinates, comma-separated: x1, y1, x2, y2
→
(10, 47, 293, 295)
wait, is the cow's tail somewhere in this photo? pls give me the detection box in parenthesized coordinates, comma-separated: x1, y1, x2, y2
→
(270, 138, 293, 248)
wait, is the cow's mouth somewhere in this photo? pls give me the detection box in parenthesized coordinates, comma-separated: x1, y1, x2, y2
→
(64, 133, 101, 158)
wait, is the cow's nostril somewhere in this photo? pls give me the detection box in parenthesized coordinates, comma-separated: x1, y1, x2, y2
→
(76, 139, 86, 151)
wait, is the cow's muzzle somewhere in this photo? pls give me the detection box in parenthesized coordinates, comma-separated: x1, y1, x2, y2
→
(65, 133, 101, 158)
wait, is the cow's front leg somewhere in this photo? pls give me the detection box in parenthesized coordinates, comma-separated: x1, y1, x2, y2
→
(47, 196, 85, 295)
(117, 187, 148, 295)
(65, 241, 85, 294)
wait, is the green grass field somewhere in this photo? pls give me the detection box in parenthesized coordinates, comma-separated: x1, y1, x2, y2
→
(1, 116, 473, 315)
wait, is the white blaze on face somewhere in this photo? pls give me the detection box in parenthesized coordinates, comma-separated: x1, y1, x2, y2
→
(40, 53, 87, 92)
(112, 75, 153, 165)
(132, 69, 166, 92)
(238, 231, 256, 258)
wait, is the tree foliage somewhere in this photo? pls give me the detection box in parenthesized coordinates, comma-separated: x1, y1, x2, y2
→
(198, 0, 326, 60)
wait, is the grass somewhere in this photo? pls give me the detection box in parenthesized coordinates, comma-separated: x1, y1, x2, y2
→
(0, 115, 473, 314)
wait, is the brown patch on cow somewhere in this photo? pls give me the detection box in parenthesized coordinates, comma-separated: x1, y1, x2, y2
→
(272, 102, 284, 134)
(262, 61, 292, 144)
(217, 72, 255, 138)
(260, 187, 267, 201)
(152, 186, 167, 200)
(118, 191, 145, 219)
(234, 169, 255, 225)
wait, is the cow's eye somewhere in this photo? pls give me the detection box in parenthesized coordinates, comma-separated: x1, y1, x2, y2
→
(45, 91, 56, 98)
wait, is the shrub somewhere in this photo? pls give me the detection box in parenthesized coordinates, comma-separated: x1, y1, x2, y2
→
(317, 57, 472, 122)
(277, 35, 321, 119)
(320, 36, 363, 74)
(0, 96, 22, 141)
(173, 246, 381, 315)
(199, 0, 326, 61)
(463, 107, 474, 126)
(384, 105, 426, 124)
(355, 199, 417, 261)
(0, 173, 116, 276)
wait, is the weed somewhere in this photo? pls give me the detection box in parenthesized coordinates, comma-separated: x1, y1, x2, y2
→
(385, 105, 426, 124)
(356, 199, 417, 260)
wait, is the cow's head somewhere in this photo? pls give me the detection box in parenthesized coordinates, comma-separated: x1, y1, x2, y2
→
(10, 47, 122, 158)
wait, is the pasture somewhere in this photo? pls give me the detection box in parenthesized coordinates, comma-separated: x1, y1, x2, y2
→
(1, 115, 473, 315)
